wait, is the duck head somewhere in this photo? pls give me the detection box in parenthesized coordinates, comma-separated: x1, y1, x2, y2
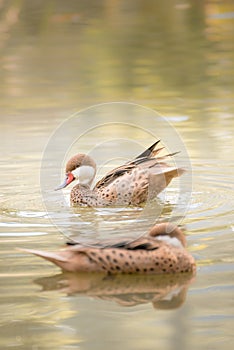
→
(55, 154, 96, 190)
(148, 223, 187, 248)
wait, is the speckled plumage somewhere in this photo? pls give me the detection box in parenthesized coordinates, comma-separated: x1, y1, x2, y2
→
(21, 223, 196, 275)
(56, 140, 185, 207)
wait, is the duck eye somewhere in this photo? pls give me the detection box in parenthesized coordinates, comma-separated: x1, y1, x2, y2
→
(66, 172, 75, 183)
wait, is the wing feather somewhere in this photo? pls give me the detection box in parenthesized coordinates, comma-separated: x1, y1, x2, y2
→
(94, 141, 167, 189)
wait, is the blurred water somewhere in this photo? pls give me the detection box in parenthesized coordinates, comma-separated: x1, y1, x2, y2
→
(0, 1, 234, 350)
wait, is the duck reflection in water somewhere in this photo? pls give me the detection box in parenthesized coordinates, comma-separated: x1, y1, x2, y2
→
(35, 271, 195, 310)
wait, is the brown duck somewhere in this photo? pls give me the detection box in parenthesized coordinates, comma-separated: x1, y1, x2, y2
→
(55, 140, 184, 206)
(21, 223, 196, 275)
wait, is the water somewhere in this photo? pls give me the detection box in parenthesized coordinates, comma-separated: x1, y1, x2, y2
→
(0, 1, 234, 349)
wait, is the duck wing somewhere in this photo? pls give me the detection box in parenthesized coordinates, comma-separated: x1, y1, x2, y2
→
(67, 236, 161, 251)
(94, 140, 177, 190)
(134, 140, 160, 159)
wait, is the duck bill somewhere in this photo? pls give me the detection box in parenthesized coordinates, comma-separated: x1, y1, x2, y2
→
(55, 173, 75, 191)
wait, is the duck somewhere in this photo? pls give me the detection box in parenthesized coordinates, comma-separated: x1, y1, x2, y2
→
(21, 223, 196, 275)
(55, 140, 184, 207)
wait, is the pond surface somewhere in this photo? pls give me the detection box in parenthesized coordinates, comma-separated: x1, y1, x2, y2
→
(0, 1, 234, 350)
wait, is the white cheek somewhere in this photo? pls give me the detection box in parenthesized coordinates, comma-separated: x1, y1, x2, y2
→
(72, 166, 95, 185)
(156, 235, 183, 249)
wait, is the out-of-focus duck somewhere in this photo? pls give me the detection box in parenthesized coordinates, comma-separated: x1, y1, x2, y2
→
(21, 223, 196, 275)
(55, 140, 184, 207)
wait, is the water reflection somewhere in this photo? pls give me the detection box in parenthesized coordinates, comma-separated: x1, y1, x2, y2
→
(35, 272, 195, 310)
(58, 201, 174, 242)
(0, 1, 233, 110)
(0, 0, 234, 349)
